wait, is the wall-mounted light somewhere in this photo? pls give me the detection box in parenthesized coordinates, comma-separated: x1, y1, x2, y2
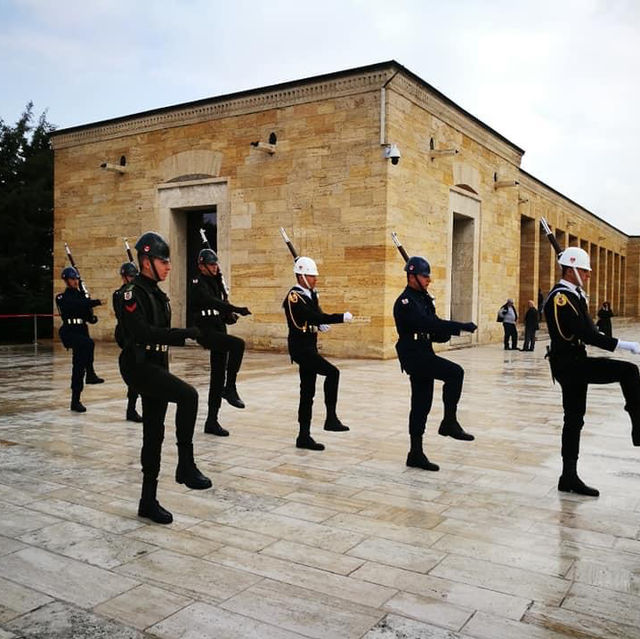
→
(250, 131, 277, 155)
(429, 137, 459, 160)
(100, 155, 127, 174)
(494, 172, 519, 189)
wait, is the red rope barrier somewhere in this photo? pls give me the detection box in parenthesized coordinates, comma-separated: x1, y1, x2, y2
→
(0, 314, 59, 318)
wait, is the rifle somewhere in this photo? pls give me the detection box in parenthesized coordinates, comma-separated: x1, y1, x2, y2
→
(540, 218, 562, 257)
(391, 231, 410, 263)
(199, 228, 230, 296)
(64, 242, 98, 323)
(279, 227, 299, 261)
(123, 237, 135, 263)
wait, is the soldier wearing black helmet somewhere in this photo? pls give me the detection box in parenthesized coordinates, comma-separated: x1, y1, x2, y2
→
(393, 256, 477, 471)
(118, 231, 211, 525)
(190, 247, 251, 436)
(56, 266, 104, 412)
(112, 261, 142, 422)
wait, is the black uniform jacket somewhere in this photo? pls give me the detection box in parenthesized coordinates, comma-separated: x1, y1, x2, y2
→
(283, 285, 343, 357)
(119, 275, 190, 364)
(393, 286, 466, 374)
(112, 284, 127, 348)
(543, 282, 617, 368)
(56, 287, 100, 346)
(190, 274, 239, 336)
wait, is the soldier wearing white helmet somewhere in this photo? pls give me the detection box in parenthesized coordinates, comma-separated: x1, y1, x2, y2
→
(283, 256, 353, 451)
(544, 245, 640, 497)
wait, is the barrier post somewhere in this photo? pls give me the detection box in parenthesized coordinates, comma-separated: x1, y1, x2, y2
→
(33, 314, 38, 346)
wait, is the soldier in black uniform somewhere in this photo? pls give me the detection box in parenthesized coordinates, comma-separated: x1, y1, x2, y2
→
(113, 261, 142, 422)
(544, 246, 640, 496)
(393, 256, 477, 471)
(190, 248, 251, 436)
(283, 256, 353, 451)
(119, 232, 211, 525)
(56, 266, 103, 412)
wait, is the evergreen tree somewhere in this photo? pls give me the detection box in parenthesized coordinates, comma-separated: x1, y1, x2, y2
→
(0, 103, 55, 342)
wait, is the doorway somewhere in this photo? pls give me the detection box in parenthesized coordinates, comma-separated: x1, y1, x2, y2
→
(450, 212, 475, 323)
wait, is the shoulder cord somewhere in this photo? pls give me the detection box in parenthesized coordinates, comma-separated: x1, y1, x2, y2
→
(554, 293, 579, 342)
(287, 290, 309, 332)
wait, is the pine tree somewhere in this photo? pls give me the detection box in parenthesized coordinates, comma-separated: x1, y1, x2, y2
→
(0, 103, 55, 342)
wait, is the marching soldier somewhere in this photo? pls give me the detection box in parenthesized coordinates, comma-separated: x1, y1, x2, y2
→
(544, 247, 640, 496)
(283, 256, 353, 451)
(119, 232, 211, 525)
(56, 266, 103, 412)
(190, 248, 251, 436)
(113, 261, 142, 422)
(393, 256, 477, 471)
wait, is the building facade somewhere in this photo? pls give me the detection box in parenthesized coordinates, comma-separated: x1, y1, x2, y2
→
(51, 61, 640, 359)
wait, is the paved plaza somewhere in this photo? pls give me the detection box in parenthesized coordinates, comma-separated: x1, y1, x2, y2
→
(1, 329, 640, 638)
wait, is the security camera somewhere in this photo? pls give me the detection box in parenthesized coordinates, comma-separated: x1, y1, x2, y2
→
(383, 144, 401, 165)
(494, 179, 519, 189)
(100, 162, 127, 174)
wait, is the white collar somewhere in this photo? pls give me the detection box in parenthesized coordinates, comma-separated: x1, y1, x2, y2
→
(293, 285, 312, 299)
(559, 279, 586, 299)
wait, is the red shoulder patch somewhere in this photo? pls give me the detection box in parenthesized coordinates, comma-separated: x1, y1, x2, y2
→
(124, 302, 137, 313)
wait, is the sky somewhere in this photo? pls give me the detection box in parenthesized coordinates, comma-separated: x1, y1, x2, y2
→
(2, 0, 638, 233)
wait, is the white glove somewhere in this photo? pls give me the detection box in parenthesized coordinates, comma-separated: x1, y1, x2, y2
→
(318, 324, 330, 332)
(617, 340, 640, 354)
(343, 312, 353, 322)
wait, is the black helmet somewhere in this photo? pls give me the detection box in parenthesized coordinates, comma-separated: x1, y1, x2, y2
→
(61, 266, 79, 280)
(135, 232, 170, 261)
(120, 261, 139, 277)
(404, 256, 431, 277)
(198, 248, 218, 265)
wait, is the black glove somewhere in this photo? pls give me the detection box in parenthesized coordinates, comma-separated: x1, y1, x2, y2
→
(234, 306, 251, 316)
(185, 326, 201, 340)
(461, 322, 477, 333)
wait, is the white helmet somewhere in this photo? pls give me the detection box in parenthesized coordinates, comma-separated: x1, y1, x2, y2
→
(558, 247, 591, 271)
(293, 256, 318, 276)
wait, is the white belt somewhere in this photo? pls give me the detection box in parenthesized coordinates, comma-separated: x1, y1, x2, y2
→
(201, 309, 220, 316)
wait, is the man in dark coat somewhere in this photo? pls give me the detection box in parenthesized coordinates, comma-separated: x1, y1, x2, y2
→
(56, 266, 103, 412)
(393, 256, 477, 471)
(190, 248, 251, 436)
(119, 232, 211, 524)
(522, 300, 539, 351)
(544, 247, 640, 496)
(283, 256, 353, 451)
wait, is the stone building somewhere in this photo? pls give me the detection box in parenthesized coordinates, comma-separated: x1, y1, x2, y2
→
(51, 60, 640, 359)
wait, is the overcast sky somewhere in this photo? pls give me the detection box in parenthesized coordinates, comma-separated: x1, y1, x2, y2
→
(2, 0, 638, 233)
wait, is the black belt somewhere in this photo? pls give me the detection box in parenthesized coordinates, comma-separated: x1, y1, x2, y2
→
(399, 333, 431, 341)
(136, 344, 168, 352)
(64, 318, 85, 325)
(200, 309, 220, 317)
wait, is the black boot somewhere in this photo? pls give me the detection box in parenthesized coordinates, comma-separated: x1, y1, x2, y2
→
(558, 459, 599, 497)
(70, 390, 86, 413)
(406, 450, 440, 471)
(126, 396, 143, 422)
(324, 415, 349, 431)
(296, 423, 324, 450)
(222, 385, 245, 409)
(85, 369, 104, 384)
(138, 478, 173, 524)
(175, 444, 212, 489)
(438, 419, 474, 441)
(627, 409, 640, 446)
(204, 418, 229, 436)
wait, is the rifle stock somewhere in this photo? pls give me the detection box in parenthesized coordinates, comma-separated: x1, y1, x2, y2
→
(279, 227, 299, 260)
(391, 232, 410, 263)
(123, 237, 134, 263)
(540, 217, 562, 256)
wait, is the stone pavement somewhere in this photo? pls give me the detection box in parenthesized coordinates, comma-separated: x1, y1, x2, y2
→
(1, 329, 640, 638)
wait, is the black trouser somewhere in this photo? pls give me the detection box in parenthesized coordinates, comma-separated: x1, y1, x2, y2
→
(553, 356, 640, 460)
(291, 349, 339, 431)
(62, 330, 95, 391)
(503, 323, 518, 349)
(202, 331, 245, 419)
(120, 352, 198, 480)
(408, 354, 464, 439)
(523, 327, 537, 351)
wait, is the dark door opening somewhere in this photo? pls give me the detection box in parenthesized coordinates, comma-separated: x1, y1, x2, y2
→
(186, 207, 217, 324)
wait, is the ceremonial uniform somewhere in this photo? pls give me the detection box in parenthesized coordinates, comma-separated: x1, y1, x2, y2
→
(393, 284, 475, 469)
(119, 265, 211, 524)
(544, 279, 640, 492)
(56, 285, 102, 411)
(283, 284, 347, 448)
(190, 271, 248, 434)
